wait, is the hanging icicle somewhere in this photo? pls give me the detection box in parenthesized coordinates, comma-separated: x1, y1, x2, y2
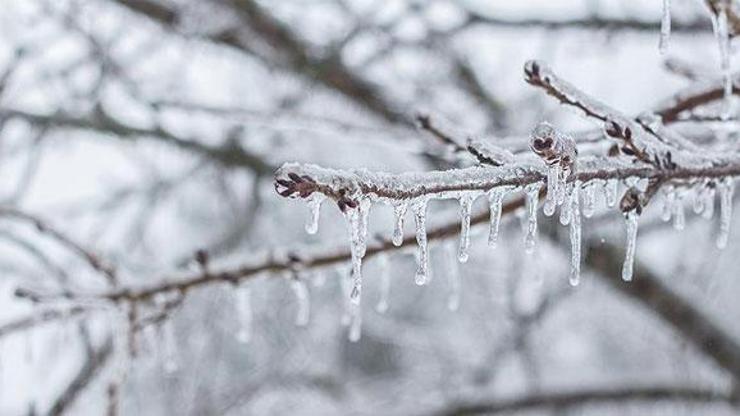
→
(392, 202, 408, 247)
(345, 200, 369, 305)
(672, 191, 686, 231)
(622, 210, 640, 282)
(488, 187, 508, 247)
(523, 183, 541, 253)
(560, 182, 573, 226)
(412, 199, 429, 285)
(604, 179, 619, 208)
(234, 285, 253, 344)
(717, 177, 735, 249)
(458, 194, 474, 263)
(703, 183, 716, 220)
(543, 164, 561, 216)
(582, 182, 596, 218)
(569, 182, 582, 286)
(304, 194, 325, 235)
(291, 279, 311, 326)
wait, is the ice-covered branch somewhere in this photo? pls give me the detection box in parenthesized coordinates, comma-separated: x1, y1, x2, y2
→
(430, 384, 738, 416)
(274, 158, 740, 212)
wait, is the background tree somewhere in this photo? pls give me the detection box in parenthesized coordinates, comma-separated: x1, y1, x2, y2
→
(0, 0, 738, 415)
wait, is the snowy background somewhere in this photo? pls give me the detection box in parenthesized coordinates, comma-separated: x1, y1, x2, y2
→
(0, 0, 738, 415)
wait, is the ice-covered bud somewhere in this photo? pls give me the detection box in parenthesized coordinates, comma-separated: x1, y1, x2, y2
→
(620, 186, 644, 215)
(466, 137, 515, 166)
(529, 122, 577, 173)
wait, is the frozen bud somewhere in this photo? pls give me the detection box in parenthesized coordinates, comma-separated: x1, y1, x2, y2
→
(466, 137, 515, 166)
(529, 122, 577, 172)
(620, 187, 644, 215)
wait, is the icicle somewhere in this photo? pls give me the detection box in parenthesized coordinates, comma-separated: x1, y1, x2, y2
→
(559, 183, 573, 226)
(340, 266, 352, 326)
(345, 202, 368, 305)
(162, 319, 178, 373)
(375, 254, 390, 314)
(348, 302, 362, 342)
(659, 0, 671, 55)
(446, 242, 461, 311)
(304, 194, 324, 235)
(543, 164, 560, 216)
(703, 183, 716, 220)
(569, 182, 582, 286)
(692, 187, 705, 214)
(672, 192, 685, 231)
(661, 186, 675, 222)
(582, 182, 596, 218)
(488, 187, 507, 247)
(392, 202, 408, 246)
(412, 200, 429, 285)
(291, 279, 310, 326)
(717, 177, 735, 249)
(622, 210, 639, 282)
(458, 194, 474, 263)
(234, 285, 253, 344)
(604, 179, 618, 208)
(523, 183, 540, 253)
(712, 3, 733, 119)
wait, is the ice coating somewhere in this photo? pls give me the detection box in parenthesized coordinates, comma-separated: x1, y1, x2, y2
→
(582, 182, 596, 218)
(605, 179, 618, 207)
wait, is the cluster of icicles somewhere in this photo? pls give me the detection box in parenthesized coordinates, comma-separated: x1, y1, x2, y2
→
(661, 0, 734, 118)
(276, 173, 736, 343)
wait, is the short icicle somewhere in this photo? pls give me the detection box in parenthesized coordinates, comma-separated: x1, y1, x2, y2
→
(717, 177, 735, 249)
(582, 182, 596, 218)
(375, 254, 390, 314)
(345, 202, 369, 305)
(661, 186, 675, 222)
(659, 0, 671, 55)
(702, 183, 716, 220)
(458, 194, 474, 263)
(543, 164, 560, 216)
(488, 187, 507, 247)
(304, 194, 325, 235)
(234, 285, 253, 344)
(604, 179, 618, 208)
(672, 192, 685, 231)
(392, 202, 408, 247)
(291, 279, 311, 326)
(412, 199, 430, 285)
(569, 181, 582, 286)
(523, 183, 541, 253)
(622, 210, 640, 282)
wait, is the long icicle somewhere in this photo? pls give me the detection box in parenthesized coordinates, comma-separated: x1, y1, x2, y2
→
(717, 177, 735, 248)
(569, 182, 582, 286)
(622, 210, 640, 282)
(458, 194, 474, 263)
(413, 199, 429, 285)
(543, 164, 560, 216)
(524, 183, 541, 253)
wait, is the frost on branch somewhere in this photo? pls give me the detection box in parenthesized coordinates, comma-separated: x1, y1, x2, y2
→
(466, 137, 516, 166)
